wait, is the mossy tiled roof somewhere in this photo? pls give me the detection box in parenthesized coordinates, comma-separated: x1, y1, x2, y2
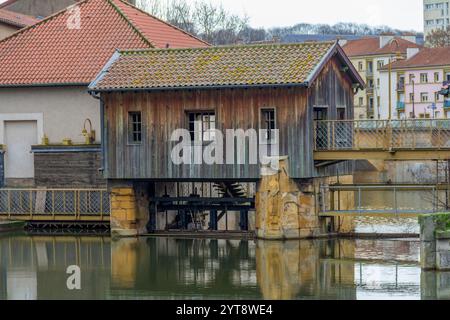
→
(90, 42, 340, 91)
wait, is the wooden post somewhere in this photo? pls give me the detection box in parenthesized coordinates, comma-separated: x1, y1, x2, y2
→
(209, 210, 218, 230)
(240, 210, 249, 231)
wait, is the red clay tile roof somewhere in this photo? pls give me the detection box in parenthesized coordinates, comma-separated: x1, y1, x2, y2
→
(0, 0, 209, 87)
(90, 42, 365, 91)
(382, 47, 450, 70)
(343, 37, 422, 57)
(0, 8, 38, 27)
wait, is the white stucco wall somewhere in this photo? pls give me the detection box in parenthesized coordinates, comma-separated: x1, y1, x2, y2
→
(0, 23, 19, 40)
(0, 86, 101, 145)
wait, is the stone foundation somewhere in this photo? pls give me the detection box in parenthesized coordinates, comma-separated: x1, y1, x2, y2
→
(419, 213, 450, 271)
(256, 157, 353, 240)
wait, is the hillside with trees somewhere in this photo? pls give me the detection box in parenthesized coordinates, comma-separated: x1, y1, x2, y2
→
(136, 0, 422, 45)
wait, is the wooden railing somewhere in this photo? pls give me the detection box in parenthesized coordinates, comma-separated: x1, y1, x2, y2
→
(314, 119, 450, 151)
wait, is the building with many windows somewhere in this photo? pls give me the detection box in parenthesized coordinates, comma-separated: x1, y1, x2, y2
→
(342, 34, 422, 119)
(424, 0, 450, 40)
(379, 47, 450, 119)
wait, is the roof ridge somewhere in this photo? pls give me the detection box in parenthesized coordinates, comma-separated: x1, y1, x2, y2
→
(106, 0, 155, 48)
(118, 40, 337, 54)
(114, 0, 210, 47)
(0, 0, 91, 45)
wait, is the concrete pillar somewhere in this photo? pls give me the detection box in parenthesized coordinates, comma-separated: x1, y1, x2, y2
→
(255, 157, 321, 240)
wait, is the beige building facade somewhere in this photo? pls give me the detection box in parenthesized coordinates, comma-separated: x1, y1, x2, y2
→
(424, 0, 450, 40)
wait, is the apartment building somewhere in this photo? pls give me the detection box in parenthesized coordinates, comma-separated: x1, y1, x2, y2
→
(343, 34, 422, 119)
(380, 47, 450, 119)
(424, 0, 450, 40)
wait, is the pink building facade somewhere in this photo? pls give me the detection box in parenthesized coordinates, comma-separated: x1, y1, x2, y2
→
(401, 68, 450, 119)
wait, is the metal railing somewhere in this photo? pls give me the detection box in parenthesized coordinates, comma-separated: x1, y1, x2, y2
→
(0, 189, 110, 219)
(314, 119, 450, 151)
(321, 184, 446, 216)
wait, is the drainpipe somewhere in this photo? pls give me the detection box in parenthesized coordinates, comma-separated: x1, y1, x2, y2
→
(89, 91, 106, 177)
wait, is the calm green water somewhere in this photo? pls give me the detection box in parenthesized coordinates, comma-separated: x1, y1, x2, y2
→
(0, 233, 445, 300)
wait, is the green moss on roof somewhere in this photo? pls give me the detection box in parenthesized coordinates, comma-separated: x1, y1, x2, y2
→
(93, 41, 340, 90)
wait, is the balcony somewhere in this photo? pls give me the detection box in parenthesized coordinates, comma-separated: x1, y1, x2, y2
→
(440, 81, 450, 97)
(397, 101, 405, 110)
(366, 86, 374, 94)
(397, 81, 405, 92)
(366, 69, 374, 78)
(445, 99, 450, 109)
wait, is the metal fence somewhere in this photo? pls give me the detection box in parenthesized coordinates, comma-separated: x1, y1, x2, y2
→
(321, 184, 446, 216)
(314, 119, 450, 151)
(0, 189, 110, 218)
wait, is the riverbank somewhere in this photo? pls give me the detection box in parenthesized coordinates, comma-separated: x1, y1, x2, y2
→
(0, 221, 25, 233)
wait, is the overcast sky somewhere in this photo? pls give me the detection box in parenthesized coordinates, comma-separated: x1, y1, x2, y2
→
(216, 0, 424, 31)
(0, 0, 425, 31)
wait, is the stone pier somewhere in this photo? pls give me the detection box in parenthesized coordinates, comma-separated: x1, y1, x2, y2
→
(419, 213, 450, 271)
(256, 157, 353, 240)
(110, 182, 152, 237)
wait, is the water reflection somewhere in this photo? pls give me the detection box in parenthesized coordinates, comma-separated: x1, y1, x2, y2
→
(0, 233, 446, 300)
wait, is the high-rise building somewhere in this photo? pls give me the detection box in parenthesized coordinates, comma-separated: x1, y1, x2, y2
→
(424, 0, 450, 40)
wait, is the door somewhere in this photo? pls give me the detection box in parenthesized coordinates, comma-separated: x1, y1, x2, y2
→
(314, 107, 329, 150)
(4, 121, 37, 179)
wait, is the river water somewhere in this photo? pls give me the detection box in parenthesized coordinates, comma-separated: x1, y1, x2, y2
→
(0, 232, 447, 300)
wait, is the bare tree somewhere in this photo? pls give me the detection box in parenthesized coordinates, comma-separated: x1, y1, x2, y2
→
(426, 26, 450, 48)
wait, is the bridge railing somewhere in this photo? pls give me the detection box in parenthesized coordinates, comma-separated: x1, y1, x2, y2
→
(314, 119, 450, 151)
(321, 184, 443, 216)
(0, 188, 110, 218)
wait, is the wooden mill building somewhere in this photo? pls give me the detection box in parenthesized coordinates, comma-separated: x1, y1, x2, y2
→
(89, 41, 365, 236)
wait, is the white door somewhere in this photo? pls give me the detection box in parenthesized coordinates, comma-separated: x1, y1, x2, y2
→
(4, 121, 37, 179)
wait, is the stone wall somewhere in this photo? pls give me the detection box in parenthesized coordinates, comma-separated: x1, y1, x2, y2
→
(419, 213, 450, 271)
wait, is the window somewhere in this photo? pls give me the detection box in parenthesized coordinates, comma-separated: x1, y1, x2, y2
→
(446, 110, 450, 118)
(419, 113, 431, 119)
(337, 107, 346, 120)
(261, 109, 276, 143)
(377, 78, 380, 86)
(188, 111, 216, 142)
(410, 93, 415, 102)
(377, 60, 384, 70)
(436, 92, 441, 102)
(128, 112, 142, 144)
(435, 72, 440, 82)
(359, 97, 364, 106)
(435, 111, 441, 118)
(358, 62, 363, 71)
(409, 74, 415, 83)
(420, 73, 428, 83)
(421, 93, 429, 102)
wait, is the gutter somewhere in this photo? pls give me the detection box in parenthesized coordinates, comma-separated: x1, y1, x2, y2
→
(89, 81, 309, 94)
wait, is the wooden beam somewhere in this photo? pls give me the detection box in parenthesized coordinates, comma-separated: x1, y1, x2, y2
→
(314, 149, 450, 161)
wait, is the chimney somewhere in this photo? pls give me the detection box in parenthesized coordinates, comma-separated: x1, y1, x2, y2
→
(407, 47, 420, 59)
(401, 32, 417, 44)
(379, 32, 395, 48)
(336, 37, 348, 47)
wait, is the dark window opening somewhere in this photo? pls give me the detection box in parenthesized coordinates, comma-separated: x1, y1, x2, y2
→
(188, 111, 216, 142)
(128, 111, 142, 144)
(261, 109, 276, 143)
